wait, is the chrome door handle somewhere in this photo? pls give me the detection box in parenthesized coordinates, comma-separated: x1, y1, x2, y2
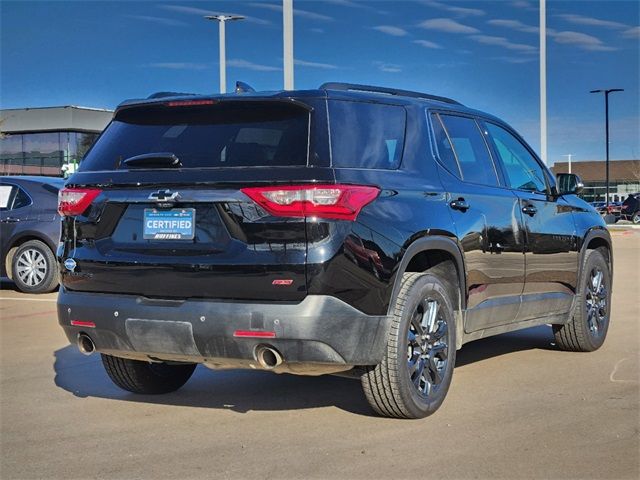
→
(522, 205, 537, 216)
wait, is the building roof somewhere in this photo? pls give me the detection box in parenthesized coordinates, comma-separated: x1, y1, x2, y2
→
(0, 106, 113, 133)
(551, 160, 640, 182)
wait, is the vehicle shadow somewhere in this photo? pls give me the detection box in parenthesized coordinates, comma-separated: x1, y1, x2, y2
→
(53, 325, 557, 416)
(455, 325, 557, 367)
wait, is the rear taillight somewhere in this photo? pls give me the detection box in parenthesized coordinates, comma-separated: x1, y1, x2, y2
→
(58, 188, 102, 216)
(241, 184, 380, 221)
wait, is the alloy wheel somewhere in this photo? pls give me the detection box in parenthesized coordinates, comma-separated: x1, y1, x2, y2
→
(407, 298, 449, 397)
(585, 267, 608, 337)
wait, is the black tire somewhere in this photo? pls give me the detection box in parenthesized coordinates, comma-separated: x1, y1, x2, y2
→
(11, 240, 59, 294)
(553, 249, 611, 352)
(361, 272, 456, 419)
(101, 354, 196, 394)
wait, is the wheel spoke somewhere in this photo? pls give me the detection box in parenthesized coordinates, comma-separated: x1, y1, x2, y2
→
(432, 320, 448, 341)
(422, 299, 439, 333)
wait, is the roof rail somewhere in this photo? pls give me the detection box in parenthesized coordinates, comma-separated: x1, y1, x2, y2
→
(147, 91, 198, 99)
(319, 82, 462, 105)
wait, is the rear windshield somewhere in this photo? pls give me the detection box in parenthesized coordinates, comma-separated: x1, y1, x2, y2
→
(79, 102, 310, 171)
(328, 100, 406, 169)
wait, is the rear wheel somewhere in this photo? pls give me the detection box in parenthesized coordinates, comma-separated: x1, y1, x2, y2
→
(632, 211, 640, 224)
(361, 272, 456, 419)
(553, 249, 611, 352)
(11, 240, 59, 294)
(101, 354, 196, 394)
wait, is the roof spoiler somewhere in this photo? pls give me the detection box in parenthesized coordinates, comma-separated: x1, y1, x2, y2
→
(319, 82, 462, 106)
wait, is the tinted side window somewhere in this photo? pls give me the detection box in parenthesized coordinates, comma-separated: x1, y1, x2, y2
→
(329, 100, 406, 169)
(13, 188, 31, 209)
(485, 123, 547, 193)
(430, 114, 461, 178)
(439, 115, 498, 186)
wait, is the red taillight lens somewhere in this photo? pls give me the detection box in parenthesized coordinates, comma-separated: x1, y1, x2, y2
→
(241, 184, 380, 221)
(58, 188, 102, 216)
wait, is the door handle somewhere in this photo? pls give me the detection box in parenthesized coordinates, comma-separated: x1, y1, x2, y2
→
(522, 205, 537, 216)
(1, 217, 20, 223)
(449, 198, 470, 211)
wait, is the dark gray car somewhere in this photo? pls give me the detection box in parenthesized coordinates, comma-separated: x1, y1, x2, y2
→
(0, 176, 64, 293)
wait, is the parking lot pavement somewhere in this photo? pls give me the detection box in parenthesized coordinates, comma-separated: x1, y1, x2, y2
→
(1, 234, 638, 480)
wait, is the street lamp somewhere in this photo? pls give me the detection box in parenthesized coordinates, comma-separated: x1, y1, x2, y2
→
(590, 88, 624, 213)
(205, 14, 245, 94)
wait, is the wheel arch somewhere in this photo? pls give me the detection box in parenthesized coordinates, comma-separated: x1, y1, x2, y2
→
(580, 227, 613, 284)
(388, 236, 467, 349)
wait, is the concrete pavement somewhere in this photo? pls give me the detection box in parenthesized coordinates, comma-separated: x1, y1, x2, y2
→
(1, 233, 638, 479)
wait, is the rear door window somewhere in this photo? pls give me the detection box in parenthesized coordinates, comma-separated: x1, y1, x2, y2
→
(328, 100, 406, 169)
(438, 114, 499, 186)
(79, 102, 310, 171)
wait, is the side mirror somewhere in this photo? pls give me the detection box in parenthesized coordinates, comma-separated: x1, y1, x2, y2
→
(556, 173, 584, 196)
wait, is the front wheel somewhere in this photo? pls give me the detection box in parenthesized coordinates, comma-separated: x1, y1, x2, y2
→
(553, 249, 612, 352)
(101, 354, 196, 394)
(361, 272, 456, 419)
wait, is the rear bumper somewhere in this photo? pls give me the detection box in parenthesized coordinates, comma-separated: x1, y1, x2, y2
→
(57, 288, 391, 373)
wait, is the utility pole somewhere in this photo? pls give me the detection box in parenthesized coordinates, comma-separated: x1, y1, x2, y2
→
(205, 14, 245, 94)
(562, 154, 572, 174)
(590, 88, 624, 212)
(283, 0, 294, 90)
(539, 0, 547, 165)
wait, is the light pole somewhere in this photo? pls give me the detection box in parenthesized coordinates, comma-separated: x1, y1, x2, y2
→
(539, 0, 547, 165)
(562, 154, 572, 174)
(205, 14, 245, 94)
(590, 88, 624, 211)
(283, 0, 294, 90)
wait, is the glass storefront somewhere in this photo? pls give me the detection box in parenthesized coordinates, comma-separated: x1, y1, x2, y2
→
(0, 131, 99, 177)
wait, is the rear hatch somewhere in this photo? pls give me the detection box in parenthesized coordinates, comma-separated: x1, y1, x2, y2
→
(59, 97, 331, 301)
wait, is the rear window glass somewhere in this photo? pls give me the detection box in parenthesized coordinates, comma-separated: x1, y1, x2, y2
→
(79, 102, 310, 171)
(328, 100, 406, 169)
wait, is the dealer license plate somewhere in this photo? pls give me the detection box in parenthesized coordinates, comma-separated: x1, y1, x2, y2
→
(143, 209, 195, 240)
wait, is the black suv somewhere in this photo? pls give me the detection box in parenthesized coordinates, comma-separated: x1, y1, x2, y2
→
(57, 83, 613, 419)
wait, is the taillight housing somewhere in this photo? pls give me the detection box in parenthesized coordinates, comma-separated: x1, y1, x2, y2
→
(58, 188, 102, 216)
(241, 184, 380, 221)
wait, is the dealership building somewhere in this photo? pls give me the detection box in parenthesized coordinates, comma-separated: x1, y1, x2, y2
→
(551, 160, 640, 203)
(0, 106, 113, 177)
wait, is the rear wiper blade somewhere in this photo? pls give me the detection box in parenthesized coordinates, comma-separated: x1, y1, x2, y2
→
(122, 153, 182, 169)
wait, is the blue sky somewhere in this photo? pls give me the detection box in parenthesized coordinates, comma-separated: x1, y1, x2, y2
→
(1, 0, 638, 165)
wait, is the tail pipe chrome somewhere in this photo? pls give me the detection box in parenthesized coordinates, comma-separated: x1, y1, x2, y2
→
(77, 333, 95, 356)
(255, 345, 283, 369)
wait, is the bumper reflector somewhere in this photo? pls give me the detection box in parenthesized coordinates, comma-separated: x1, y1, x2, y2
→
(233, 330, 276, 338)
(70, 320, 96, 328)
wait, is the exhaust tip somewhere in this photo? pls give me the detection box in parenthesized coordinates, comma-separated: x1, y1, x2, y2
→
(77, 333, 95, 356)
(255, 345, 283, 369)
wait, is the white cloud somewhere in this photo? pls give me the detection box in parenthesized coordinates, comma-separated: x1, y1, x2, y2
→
(372, 25, 408, 37)
(421, 1, 485, 17)
(159, 5, 271, 26)
(419, 18, 479, 34)
(556, 14, 627, 30)
(325, 0, 383, 13)
(470, 35, 537, 53)
(551, 31, 617, 51)
(145, 62, 209, 70)
(310, 27, 325, 34)
(622, 26, 640, 39)
(227, 59, 281, 72)
(510, 1, 536, 11)
(125, 15, 188, 27)
(487, 19, 537, 34)
(373, 61, 402, 73)
(413, 39, 443, 49)
(294, 59, 338, 69)
(249, 3, 334, 22)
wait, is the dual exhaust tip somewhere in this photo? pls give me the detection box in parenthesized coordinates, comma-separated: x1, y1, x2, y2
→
(77, 333, 95, 356)
(77, 334, 284, 369)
